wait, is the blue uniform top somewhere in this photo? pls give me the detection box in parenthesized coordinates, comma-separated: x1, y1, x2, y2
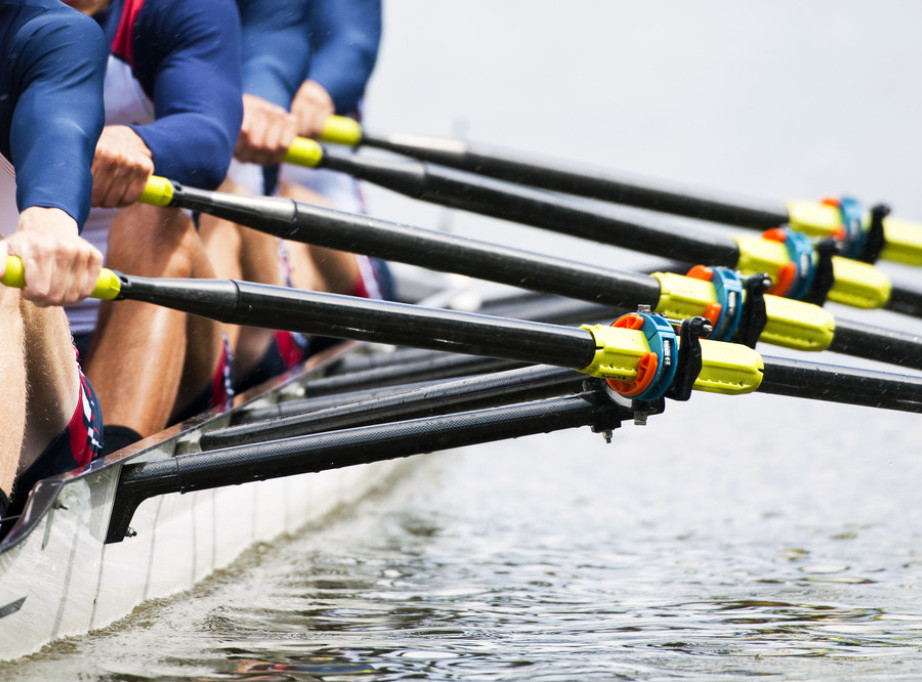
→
(0, 0, 106, 228)
(235, 0, 381, 114)
(94, 0, 243, 190)
(236, 0, 310, 110)
(307, 0, 381, 114)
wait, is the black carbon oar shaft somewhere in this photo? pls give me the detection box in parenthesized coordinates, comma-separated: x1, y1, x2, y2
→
(359, 130, 789, 229)
(828, 318, 922, 367)
(169, 183, 663, 309)
(319, 148, 741, 266)
(761, 355, 922, 411)
(203, 365, 585, 449)
(305, 353, 524, 398)
(106, 392, 625, 543)
(116, 275, 598, 370)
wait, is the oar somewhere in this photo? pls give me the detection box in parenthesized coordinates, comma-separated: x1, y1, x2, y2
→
(319, 116, 922, 267)
(6, 257, 922, 416)
(106, 389, 631, 543)
(203, 355, 922, 450)
(2, 261, 763, 393)
(132, 180, 922, 371)
(201, 364, 592, 449)
(283, 139, 922, 317)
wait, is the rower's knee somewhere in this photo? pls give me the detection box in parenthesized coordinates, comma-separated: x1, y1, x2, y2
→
(106, 204, 200, 278)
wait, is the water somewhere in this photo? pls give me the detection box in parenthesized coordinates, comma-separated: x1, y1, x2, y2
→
(8, 2, 922, 679)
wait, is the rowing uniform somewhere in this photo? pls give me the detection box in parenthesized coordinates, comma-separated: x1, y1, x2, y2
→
(0, 0, 107, 517)
(276, 0, 390, 304)
(229, 0, 388, 391)
(68, 0, 242, 340)
(66, 0, 242, 412)
(276, 0, 382, 212)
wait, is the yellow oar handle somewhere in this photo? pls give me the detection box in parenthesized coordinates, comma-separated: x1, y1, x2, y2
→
(139, 175, 175, 207)
(283, 137, 324, 168)
(1, 256, 122, 300)
(319, 115, 363, 147)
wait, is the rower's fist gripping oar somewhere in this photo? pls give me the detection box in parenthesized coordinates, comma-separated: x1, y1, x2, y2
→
(316, 115, 922, 269)
(0, 255, 122, 301)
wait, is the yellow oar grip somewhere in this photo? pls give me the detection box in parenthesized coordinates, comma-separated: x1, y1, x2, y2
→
(1, 256, 121, 300)
(91, 268, 122, 300)
(284, 137, 324, 168)
(1, 255, 25, 288)
(320, 115, 363, 147)
(139, 175, 175, 207)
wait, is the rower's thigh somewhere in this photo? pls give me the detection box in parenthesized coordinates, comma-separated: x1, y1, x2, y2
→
(19, 300, 80, 468)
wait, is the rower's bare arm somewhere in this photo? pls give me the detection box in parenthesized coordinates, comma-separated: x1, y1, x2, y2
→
(0, 207, 103, 306)
(91, 125, 155, 209)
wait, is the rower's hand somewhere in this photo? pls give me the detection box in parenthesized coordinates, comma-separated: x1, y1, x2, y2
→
(0, 207, 103, 306)
(235, 94, 297, 166)
(91, 125, 155, 208)
(291, 80, 335, 139)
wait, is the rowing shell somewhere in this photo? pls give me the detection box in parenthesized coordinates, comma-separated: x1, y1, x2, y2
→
(0, 340, 415, 661)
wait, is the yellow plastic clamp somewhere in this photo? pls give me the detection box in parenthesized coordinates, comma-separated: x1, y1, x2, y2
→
(733, 234, 791, 284)
(761, 295, 835, 351)
(578, 324, 649, 381)
(139, 175, 175, 207)
(828, 256, 891, 309)
(786, 200, 843, 239)
(651, 271, 718, 321)
(284, 137, 324, 168)
(320, 115, 363, 147)
(1, 256, 121, 300)
(695, 339, 763, 395)
(652, 271, 835, 352)
(880, 215, 922, 266)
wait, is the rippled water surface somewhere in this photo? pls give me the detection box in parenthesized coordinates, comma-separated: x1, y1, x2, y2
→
(8, 1, 922, 679)
(11, 393, 922, 680)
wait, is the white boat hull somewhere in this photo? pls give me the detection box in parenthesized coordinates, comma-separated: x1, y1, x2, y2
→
(0, 347, 412, 660)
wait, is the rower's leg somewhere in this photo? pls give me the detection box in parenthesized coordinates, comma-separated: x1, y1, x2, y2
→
(86, 203, 221, 437)
(199, 178, 245, 353)
(277, 180, 360, 294)
(174, 223, 224, 414)
(0, 287, 26, 494)
(18, 300, 81, 470)
(200, 178, 285, 379)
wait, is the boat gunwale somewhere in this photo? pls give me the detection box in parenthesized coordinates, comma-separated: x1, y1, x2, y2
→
(0, 340, 363, 554)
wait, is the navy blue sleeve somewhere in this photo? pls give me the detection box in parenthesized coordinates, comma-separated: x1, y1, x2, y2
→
(307, 0, 381, 114)
(6, 3, 106, 228)
(130, 0, 243, 190)
(236, 0, 310, 109)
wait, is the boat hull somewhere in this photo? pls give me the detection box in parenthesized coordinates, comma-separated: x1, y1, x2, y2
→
(0, 346, 411, 660)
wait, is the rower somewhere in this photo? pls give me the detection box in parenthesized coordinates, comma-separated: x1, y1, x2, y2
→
(200, 0, 391, 393)
(277, 0, 392, 306)
(0, 0, 107, 522)
(61, 0, 244, 453)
